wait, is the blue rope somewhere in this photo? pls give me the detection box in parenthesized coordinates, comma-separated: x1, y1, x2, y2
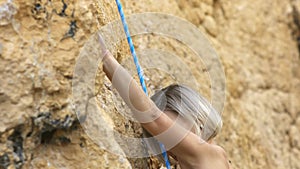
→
(114, 1, 171, 168)
(115, 0, 147, 96)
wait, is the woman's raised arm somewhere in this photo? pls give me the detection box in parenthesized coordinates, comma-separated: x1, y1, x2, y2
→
(102, 51, 161, 122)
(98, 34, 202, 158)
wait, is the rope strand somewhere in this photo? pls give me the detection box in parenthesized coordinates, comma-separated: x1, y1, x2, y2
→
(114, 0, 171, 168)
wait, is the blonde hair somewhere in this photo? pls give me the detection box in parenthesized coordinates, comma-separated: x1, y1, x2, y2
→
(142, 84, 223, 160)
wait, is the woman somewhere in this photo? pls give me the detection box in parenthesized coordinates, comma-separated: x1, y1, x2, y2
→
(99, 34, 231, 169)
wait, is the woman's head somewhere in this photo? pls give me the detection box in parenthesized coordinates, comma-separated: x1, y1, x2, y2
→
(143, 84, 223, 158)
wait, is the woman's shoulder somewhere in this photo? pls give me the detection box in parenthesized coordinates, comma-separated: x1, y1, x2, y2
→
(197, 141, 227, 158)
(196, 142, 231, 169)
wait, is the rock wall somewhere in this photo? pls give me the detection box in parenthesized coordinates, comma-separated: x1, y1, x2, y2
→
(0, 0, 299, 169)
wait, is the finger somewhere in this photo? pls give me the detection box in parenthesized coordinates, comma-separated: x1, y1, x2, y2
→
(97, 32, 107, 52)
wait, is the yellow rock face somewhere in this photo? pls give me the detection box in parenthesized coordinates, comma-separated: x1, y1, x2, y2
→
(0, 0, 299, 169)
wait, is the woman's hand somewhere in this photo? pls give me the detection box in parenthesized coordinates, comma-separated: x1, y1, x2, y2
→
(97, 33, 110, 61)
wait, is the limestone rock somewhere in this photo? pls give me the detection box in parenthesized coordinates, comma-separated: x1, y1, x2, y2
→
(0, 0, 299, 169)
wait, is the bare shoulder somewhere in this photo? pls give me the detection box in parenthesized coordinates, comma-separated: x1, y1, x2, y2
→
(177, 142, 232, 169)
(196, 142, 231, 169)
(209, 144, 227, 157)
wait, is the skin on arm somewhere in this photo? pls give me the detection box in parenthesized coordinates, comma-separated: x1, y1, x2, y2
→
(102, 50, 202, 156)
(98, 34, 230, 168)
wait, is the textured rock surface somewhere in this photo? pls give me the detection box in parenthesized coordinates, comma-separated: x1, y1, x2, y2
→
(0, 0, 299, 169)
